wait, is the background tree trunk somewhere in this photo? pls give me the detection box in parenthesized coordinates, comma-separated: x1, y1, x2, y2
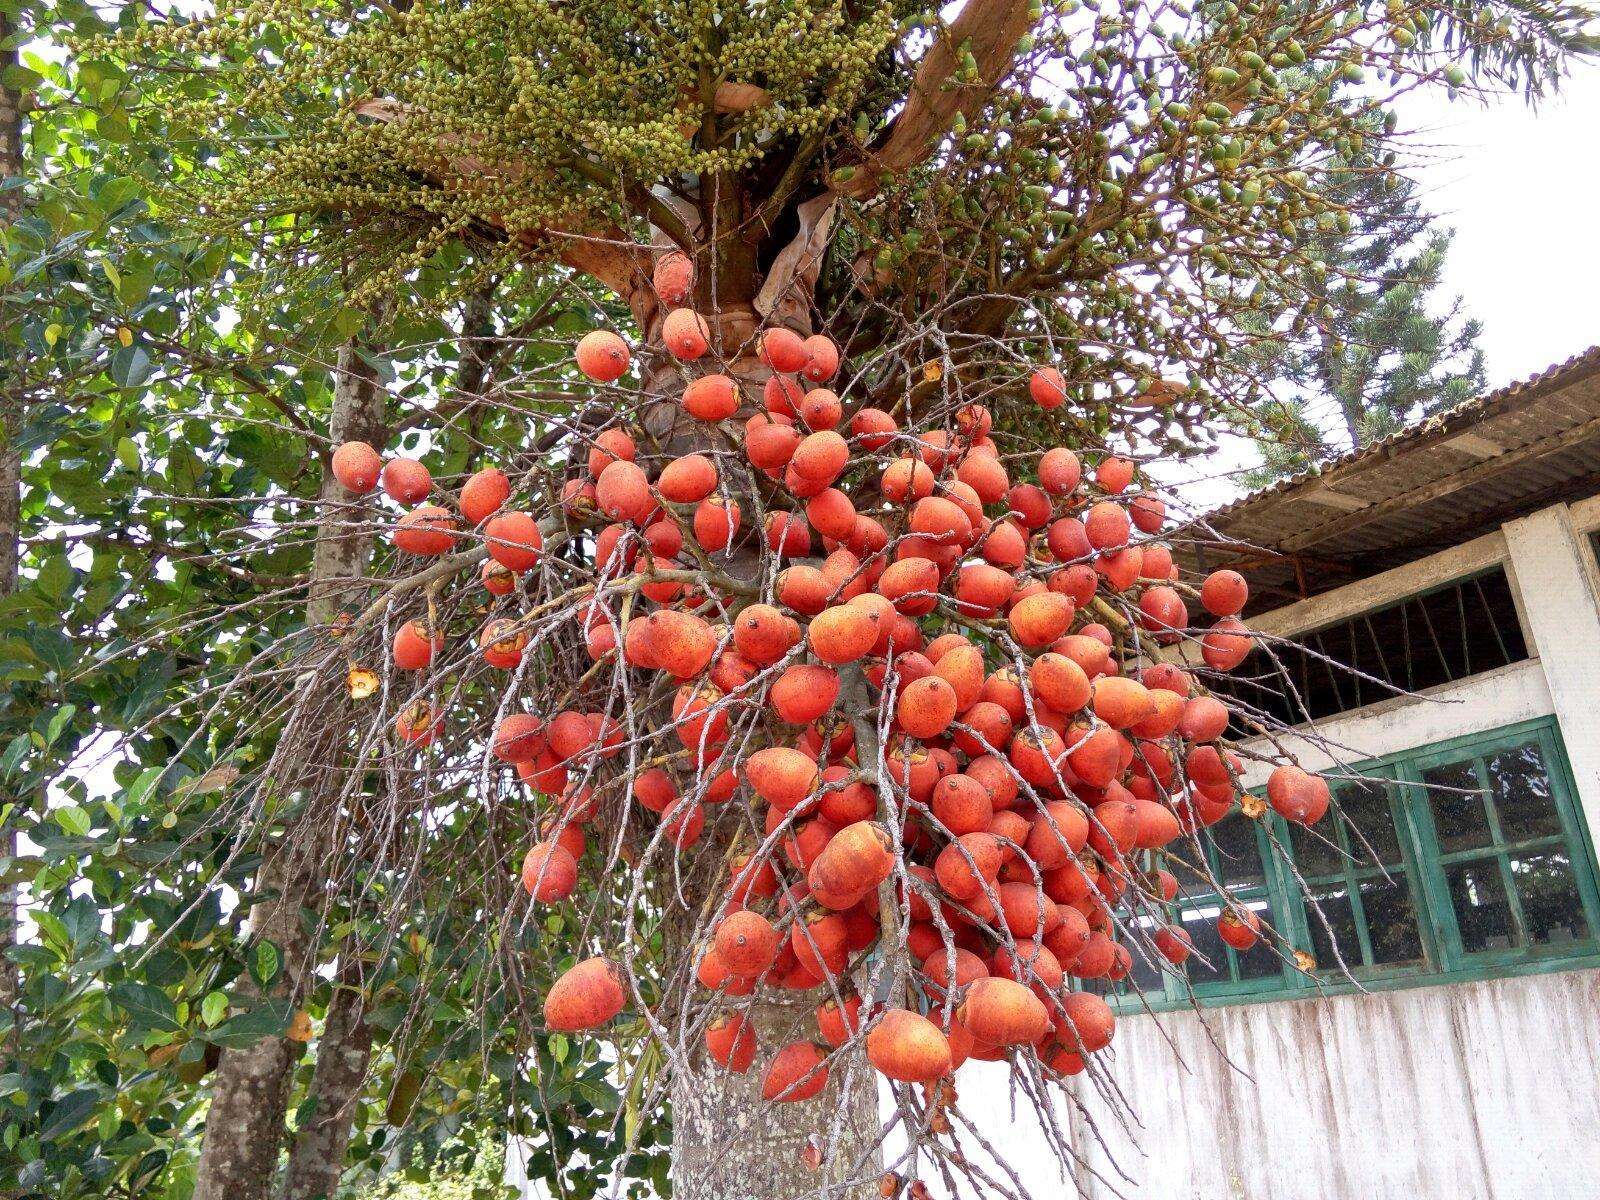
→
(192, 339, 388, 1200)
(1, 7, 26, 1028)
(671, 999, 882, 1200)
(282, 954, 372, 1200)
(282, 293, 494, 1197)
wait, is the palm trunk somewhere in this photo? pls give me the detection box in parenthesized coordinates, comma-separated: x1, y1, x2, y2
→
(636, 268, 884, 1199)
(192, 339, 388, 1200)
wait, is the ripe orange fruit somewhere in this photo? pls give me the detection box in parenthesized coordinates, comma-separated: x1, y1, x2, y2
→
(770, 663, 840, 724)
(595, 461, 653, 523)
(790, 430, 848, 484)
(1200, 569, 1249, 616)
(521, 841, 578, 901)
(802, 334, 839, 382)
(653, 251, 695, 304)
(850, 407, 897, 449)
(1038, 447, 1081, 495)
(705, 1013, 757, 1073)
(762, 1042, 829, 1103)
(880, 457, 934, 502)
(391, 618, 441, 673)
(799, 389, 842, 431)
(931, 773, 993, 836)
(1029, 365, 1067, 408)
(479, 618, 528, 668)
(656, 453, 718, 503)
(575, 330, 630, 382)
(715, 910, 781, 976)
(809, 604, 879, 665)
(381, 457, 431, 505)
(644, 609, 716, 679)
(746, 415, 802, 469)
(867, 1009, 952, 1083)
(896, 675, 958, 739)
(761, 327, 810, 373)
(663, 308, 711, 360)
(1202, 617, 1253, 670)
(1091, 676, 1156, 730)
(683, 374, 739, 421)
(744, 746, 820, 812)
(331, 441, 381, 494)
(1008, 592, 1074, 647)
(765, 511, 812, 558)
(809, 820, 894, 901)
(460, 467, 511, 526)
(764, 374, 804, 418)
(957, 976, 1049, 1046)
(1083, 501, 1130, 550)
(393, 505, 457, 555)
(544, 957, 626, 1031)
(1096, 456, 1136, 493)
(693, 496, 741, 552)
(734, 604, 798, 664)
(587, 428, 636, 477)
(1058, 991, 1115, 1053)
(1267, 764, 1330, 825)
(483, 511, 543, 572)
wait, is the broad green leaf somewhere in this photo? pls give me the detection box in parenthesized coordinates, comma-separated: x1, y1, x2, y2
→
(108, 981, 180, 1032)
(53, 805, 91, 837)
(201, 990, 228, 1027)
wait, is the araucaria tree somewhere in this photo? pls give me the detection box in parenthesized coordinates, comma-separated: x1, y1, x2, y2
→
(33, 1, 1592, 1199)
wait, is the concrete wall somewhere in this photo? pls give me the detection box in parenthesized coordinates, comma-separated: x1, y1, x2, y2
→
(1048, 498, 1600, 1199)
(1066, 968, 1600, 1200)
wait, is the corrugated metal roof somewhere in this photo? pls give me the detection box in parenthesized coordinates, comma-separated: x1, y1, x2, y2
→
(1191, 343, 1600, 607)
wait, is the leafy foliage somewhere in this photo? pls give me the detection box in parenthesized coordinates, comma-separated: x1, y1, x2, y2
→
(3, 1, 1596, 1199)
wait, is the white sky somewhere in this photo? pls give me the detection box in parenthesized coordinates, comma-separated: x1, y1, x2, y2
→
(1395, 61, 1600, 387)
(1158, 59, 1600, 514)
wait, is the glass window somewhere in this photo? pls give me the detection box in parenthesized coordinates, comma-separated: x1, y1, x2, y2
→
(1207, 570, 1528, 728)
(1412, 728, 1597, 964)
(1289, 775, 1427, 975)
(1113, 719, 1600, 1014)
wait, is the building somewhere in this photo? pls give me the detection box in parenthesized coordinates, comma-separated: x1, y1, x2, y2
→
(1065, 345, 1600, 1198)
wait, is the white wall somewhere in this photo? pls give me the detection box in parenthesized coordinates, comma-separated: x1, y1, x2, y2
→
(1065, 968, 1600, 1200)
(1047, 499, 1600, 1200)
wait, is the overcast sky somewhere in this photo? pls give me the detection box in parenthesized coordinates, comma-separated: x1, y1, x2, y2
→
(1395, 60, 1600, 387)
(1156, 59, 1600, 512)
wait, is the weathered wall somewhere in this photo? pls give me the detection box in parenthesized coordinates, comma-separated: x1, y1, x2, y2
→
(1055, 968, 1600, 1199)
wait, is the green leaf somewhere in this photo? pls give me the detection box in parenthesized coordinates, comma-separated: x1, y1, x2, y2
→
(53, 805, 91, 837)
(115, 436, 141, 471)
(206, 1000, 292, 1048)
(108, 981, 180, 1032)
(201, 991, 228, 1027)
(252, 939, 281, 987)
(109, 343, 152, 389)
(38, 1088, 101, 1141)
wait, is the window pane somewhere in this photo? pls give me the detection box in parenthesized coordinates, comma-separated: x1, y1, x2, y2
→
(1422, 760, 1493, 854)
(1338, 778, 1402, 865)
(1305, 885, 1361, 973)
(1487, 741, 1564, 844)
(1446, 858, 1515, 952)
(1208, 812, 1266, 889)
(1126, 933, 1168, 993)
(1289, 818, 1344, 879)
(1178, 903, 1230, 984)
(1511, 851, 1591, 947)
(1233, 896, 1285, 981)
(1358, 876, 1425, 966)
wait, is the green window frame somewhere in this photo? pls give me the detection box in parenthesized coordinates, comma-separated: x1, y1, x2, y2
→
(1122, 717, 1600, 1012)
